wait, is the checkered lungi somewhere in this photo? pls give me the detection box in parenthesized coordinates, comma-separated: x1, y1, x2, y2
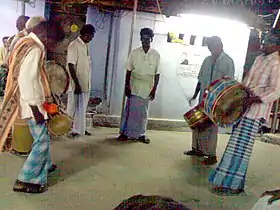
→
(17, 119, 52, 185)
(208, 117, 261, 190)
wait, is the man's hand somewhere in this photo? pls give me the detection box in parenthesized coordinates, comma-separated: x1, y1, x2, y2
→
(261, 189, 280, 205)
(30, 105, 45, 125)
(188, 96, 196, 106)
(149, 89, 156, 101)
(125, 86, 131, 98)
(74, 84, 82, 95)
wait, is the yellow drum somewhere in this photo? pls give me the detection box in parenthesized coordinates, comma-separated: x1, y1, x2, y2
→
(12, 118, 34, 153)
(47, 114, 72, 137)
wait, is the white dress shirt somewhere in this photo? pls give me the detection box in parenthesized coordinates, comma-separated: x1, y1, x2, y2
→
(67, 37, 91, 93)
(126, 47, 161, 99)
(18, 32, 47, 119)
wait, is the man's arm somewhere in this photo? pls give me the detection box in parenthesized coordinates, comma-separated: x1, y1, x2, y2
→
(125, 53, 134, 90)
(67, 43, 80, 87)
(255, 65, 280, 103)
(68, 63, 80, 87)
(192, 82, 201, 99)
(152, 53, 161, 92)
(18, 47, 44, 121)
(191, 59, 205, 99)
(227, 58, 235, 78)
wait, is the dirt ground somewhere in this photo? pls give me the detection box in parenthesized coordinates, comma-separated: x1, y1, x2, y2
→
(0, 127, 279, 210)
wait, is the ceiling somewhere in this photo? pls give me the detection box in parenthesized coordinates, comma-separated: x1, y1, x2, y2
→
(58, 0, 279, 29)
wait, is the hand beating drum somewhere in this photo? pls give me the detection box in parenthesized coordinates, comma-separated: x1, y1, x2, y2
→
(202, 77, 249, 127)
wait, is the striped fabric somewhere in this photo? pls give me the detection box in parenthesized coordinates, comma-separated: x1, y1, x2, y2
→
(208, 117, 260, 190)
(17, 119, 52, 185)
(120, 95, 149, 139)
(243, 52, 280, 121)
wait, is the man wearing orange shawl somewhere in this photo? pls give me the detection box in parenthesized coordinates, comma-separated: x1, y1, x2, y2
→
(0, 20, 65, 194)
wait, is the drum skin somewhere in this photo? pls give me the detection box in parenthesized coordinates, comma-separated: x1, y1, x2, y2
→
(12, 118, 34, 153)
(184, 104, 213, 130)
(202, 77, 249, 127)
(45, 61, 70, 96)
(47, 114, 72, 137)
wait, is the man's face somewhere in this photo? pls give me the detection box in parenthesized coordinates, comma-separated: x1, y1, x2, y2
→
(81, 33, 95, 43)
(141, 35, 152, 48)
(261, 35, 279, 55)
(16, 18, 28, 31)
(3, 38, 8, 48)
(207, 43, 221, 55)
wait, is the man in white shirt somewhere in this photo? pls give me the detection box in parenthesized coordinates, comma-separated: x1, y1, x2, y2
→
(66, 24, 95, 138)
(0, 20, 65, 194)
(117, 28, 161, 144)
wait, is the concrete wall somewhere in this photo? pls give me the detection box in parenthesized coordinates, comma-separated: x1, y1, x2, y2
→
(0, 0, 45, 44)
(107, 12, 250, 120)
(86, 8, 251, 122)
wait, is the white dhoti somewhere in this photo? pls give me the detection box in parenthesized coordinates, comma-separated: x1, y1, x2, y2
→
(67, 91, 89, 135)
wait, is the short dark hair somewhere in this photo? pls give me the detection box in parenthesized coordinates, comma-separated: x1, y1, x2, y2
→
(2, 36, 9, 42)
(80, 24, 96, 36)
(33, 20, 65, 42)
(17, 15, 30, 22)
(140, 28, 154, 38)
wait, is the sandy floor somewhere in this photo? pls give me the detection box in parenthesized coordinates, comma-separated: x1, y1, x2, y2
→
(0, 127, 279, 210)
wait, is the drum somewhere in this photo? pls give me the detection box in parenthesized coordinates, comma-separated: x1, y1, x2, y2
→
(47, 114, 72, 137)
(202, 77, 249, 127)
(12, 118, 34, 153)
(184, 104, 213, 130)
(45, 61, 69, 96)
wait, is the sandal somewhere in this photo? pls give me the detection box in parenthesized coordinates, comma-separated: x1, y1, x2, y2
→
(13, 180, 47, 194)
(183, 150, 206, 157)
(10, 150, 30, 157)
(85, 131, 91, 136)
(138, 136, 150, 144)
(201, 156, 218, 165)
(67, 133, 79, 139)
(117, 134, 128, 141)
(212, 186, 244, 196)
(48, 164, 57, 173)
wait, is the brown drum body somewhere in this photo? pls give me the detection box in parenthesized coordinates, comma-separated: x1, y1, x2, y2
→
(48, 114, 72, 136)
(203, 77, 249, 127)
(184, 104, 213, 130)
(12, 118, 34, 153)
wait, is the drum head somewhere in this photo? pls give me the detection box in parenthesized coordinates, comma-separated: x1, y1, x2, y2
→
(48, 114, 72, 137)
(45, 61, 69, 96)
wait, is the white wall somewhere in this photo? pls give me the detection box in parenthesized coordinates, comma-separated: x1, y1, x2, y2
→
(0, 0, 45, 46)
(109, 11, 250, 120)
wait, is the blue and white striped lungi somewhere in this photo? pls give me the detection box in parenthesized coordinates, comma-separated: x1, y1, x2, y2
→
(17, 119, 52, 185)
(120, 95, 150, 139)
(208, 117, 261, 190)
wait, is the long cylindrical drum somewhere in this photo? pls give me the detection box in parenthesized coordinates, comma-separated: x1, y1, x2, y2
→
(202, 77, 249, 127)
(184, 104, 214, 130)
(12, 118, 34, 153)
